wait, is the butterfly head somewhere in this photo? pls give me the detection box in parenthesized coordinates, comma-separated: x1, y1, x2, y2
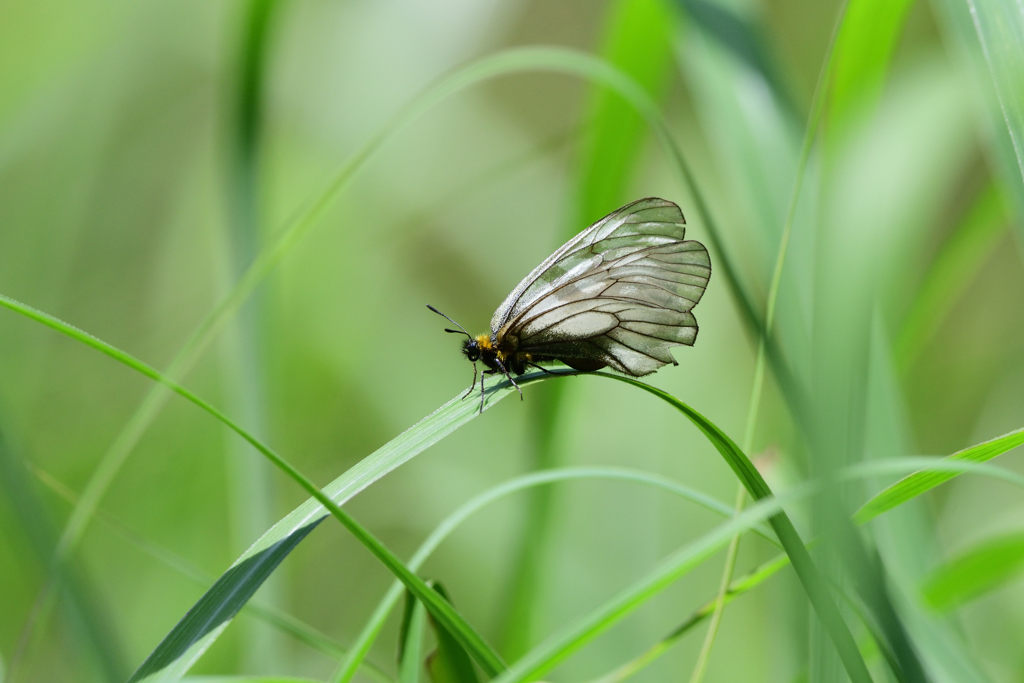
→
(462, 334, 494, 363)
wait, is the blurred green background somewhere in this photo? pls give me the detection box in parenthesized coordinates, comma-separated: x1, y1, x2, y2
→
(2, 0, 1024, 681)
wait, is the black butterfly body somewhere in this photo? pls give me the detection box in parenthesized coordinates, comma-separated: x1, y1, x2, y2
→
(430, 197, 711, 409)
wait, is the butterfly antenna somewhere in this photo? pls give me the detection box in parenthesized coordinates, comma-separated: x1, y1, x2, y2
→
(426, 304, 472, 338)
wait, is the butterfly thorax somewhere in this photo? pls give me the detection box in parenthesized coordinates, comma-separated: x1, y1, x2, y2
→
(462, 333, 530, 375)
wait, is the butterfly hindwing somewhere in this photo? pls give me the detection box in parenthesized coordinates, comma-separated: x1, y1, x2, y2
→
(492, 198, 711, 377)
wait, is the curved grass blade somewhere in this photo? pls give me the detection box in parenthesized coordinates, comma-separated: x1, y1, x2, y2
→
(895, 182, 1007, 370)
(965, 0, 1024, 192)
(424, 583, 480, 683)
(331, 465, 778, 683)
(398, 592, 427, 683)
(854, 426, 1024, 524)
(490, 494, 793, 683)
(922, 532, 1024, 611)
(28, 461, 392, 683)
(588, 373, 872, 683)
(586, 552, 792, 683)
(586, 454, 1024, 682)
(0, 293, 507, 681)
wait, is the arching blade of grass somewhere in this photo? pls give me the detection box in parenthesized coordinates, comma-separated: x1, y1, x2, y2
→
(0, 293, 508, 682)
(586, 553, 794, 683)
(854, 426, 1024, 524)
(827, 0, 915, 122)
(583, 454, 1024, 682)
(490, 494, 794, 683)
(398, 592, 427, 683)
(331, 466, 779, 683)
(921, 532, 1024, 612)
(587, 374, 871, 683)
(895, 182, 1008, 370)
(27, 460, 393, 683)
(964, 0, 1024, 195)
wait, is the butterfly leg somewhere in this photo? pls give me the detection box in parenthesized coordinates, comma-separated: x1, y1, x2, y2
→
(526, 362, 558, 376)
(461, 361, 478, 400)
(494, 358, 523, 401)
(479, 370, 497, 413)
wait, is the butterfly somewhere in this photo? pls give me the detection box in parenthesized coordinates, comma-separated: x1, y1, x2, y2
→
(429, 197, 711, 411)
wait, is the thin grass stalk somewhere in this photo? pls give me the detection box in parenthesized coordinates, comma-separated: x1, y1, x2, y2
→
(590, 453, 1024, 682)
(0, 294, 507, 679)
(224, 0, 283, 670)
(0, 431, 126, 683)
(686, 3, 848, 680)
(594, 374, 872, 683)
(330, 465, 778, 683)
(27, 459, 395, 683)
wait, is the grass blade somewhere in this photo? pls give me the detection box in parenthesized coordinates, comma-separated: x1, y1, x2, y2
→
(922, 532, 1024, 611)
(965, 0, 1024, 193)
(224, 0, 284, 668)
(332, 465, 778, 683)
(0, 292, 507, 681)
(895, 182, 1008, 369)
(399, 593, 427, 683)
(586, 552, 793, 683)
(828, 0, 915, 136)
(584, 453, 1024, 682)
(424, 584, 481, 683)
(491, 495, 793, 683)
(854, 426, 1024, 523)
(588, 373, 872, 683)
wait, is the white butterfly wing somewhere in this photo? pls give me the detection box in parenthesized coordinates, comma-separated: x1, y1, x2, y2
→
(491, 198, 711, 377)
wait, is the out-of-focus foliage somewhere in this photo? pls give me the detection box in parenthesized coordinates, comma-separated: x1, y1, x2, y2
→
(2, 0, 1024, 682)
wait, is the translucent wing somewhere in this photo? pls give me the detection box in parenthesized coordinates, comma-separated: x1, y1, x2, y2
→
(492, 198, 711, 377)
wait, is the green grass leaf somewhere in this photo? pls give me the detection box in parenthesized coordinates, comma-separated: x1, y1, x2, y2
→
(922, 532, 1024, 611)
(333, 465, 778, 683)
(589, 374, 872, 683)
(0, 292, 509, 682)
(854, 426, 1024, 524)
(490, 494, 794, 683)
(964, 0, 1024, 194)
(399, 592, 427, 683)
(828, 0, 915, 135)
(425, 584, 481, 683)
(895, 183, 1008, 369)
(573, 0, 673, 229)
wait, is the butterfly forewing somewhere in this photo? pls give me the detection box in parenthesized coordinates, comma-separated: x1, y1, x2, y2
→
(493, 198, 710, 377)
